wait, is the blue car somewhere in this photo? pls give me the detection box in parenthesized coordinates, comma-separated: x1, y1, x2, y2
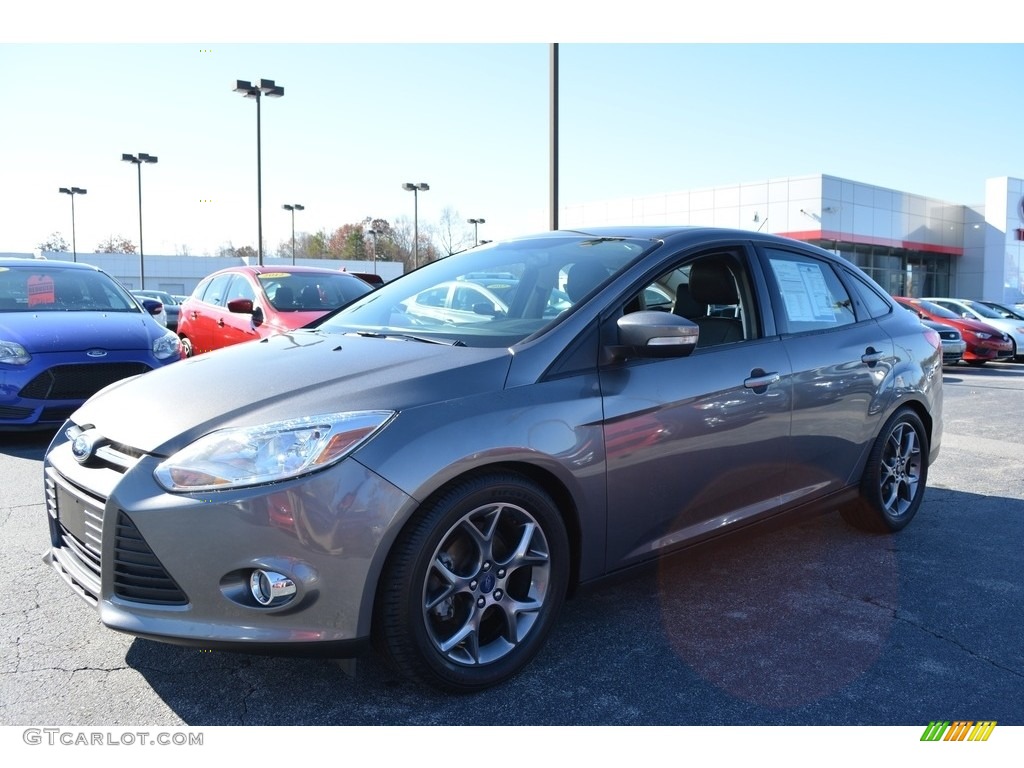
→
(0, 258, 182, 431)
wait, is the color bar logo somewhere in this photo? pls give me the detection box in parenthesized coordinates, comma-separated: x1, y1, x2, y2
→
(921, 721, 997, 741)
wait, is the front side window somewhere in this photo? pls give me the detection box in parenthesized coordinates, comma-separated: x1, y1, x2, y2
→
(624, 248, 759, 348)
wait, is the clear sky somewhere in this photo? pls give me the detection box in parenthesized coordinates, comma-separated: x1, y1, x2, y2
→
(2, 3, 1021, 257)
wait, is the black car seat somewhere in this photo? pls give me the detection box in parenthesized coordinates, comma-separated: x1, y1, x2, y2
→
(564, 261, 609, 304)
(273, 285, 294, 308)
(685, 260, 744, 346)
(299, 285, 321, 308)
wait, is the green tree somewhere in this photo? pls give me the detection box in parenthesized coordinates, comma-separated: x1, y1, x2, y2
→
(327, 224, 366, 260)
(302, 230, 330, 259)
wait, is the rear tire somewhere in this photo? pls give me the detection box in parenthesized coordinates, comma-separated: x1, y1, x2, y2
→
(180, 336, 194, 358)
(374, 471, 569, 692)
(841, 407, 928, 533)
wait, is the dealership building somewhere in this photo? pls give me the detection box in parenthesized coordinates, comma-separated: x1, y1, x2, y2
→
(561, 174, 1024, 304)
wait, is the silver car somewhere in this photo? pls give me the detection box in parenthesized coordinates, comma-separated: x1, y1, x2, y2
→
(43, 227, 943, 691)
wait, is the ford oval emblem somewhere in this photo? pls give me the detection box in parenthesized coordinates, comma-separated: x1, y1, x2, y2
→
(71, 432, 98, 463)
(86, 349, 108, 358)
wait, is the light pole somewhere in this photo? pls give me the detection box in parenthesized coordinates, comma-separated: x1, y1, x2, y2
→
(234, 78, 285, 266)
(402, 182, 429, 268)
(121, 153, 157, 288)
(467, 217, 485, 246)
(366, 229, 378, 273)
(58, 186, 86, 262)
(282, 204, 304, 265)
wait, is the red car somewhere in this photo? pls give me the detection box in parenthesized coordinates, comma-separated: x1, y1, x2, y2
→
(893, 296, 1013, 366)
(177, 265, 373, 357)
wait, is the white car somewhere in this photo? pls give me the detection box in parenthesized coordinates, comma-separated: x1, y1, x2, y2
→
(924, 297, 1024, 361)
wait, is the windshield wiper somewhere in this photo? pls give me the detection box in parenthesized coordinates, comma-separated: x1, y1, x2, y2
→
(349, 331, 465, 347)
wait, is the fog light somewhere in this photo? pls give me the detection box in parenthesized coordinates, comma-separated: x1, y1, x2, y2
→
(249, 569, 297, 607)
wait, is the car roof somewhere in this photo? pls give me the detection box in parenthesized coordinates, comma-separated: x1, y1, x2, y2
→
(213, 264, 357, 275)
(0, 258, 102, 272)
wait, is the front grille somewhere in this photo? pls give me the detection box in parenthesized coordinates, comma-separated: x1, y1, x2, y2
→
(0, 405, 34, 419)
(938, 331, 959, 341)
(46, 471, 104, 604)
(47, 459, 189, 608)
(20, 362, 151, 400)
(40, 405, 78, 423)
(113, 512, 188, 605)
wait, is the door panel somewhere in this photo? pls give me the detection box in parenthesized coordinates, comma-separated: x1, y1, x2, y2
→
(601, 338, 793, 570)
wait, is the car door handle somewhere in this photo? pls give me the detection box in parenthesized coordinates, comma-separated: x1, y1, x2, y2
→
(861, 348, 884, 366)
(744, 370, 780, 390)
(217, 318, 225, 327)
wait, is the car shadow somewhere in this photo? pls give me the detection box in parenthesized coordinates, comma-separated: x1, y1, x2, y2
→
(123, 485, 1024, 725)
(0, 430, 54, 457)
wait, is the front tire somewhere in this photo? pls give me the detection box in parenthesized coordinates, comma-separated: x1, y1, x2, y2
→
(841, 407, 928, 533)
(375, 471, 569, 692)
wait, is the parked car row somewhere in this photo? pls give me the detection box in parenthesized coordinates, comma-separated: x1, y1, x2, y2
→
(893, 296, 1021, 366)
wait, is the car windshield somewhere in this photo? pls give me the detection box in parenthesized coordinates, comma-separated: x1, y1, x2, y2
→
(316, 234, 653, 347)
(0, 265, 139, 313)
(914, 299, 958, 320)
(135, 290, 177, 305)
(961, 300, 1002, 319)
(985, 302, 1024, 319)
(259, 272, 373, 311)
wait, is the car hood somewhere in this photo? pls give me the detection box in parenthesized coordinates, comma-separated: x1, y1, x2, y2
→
(942, 317, 1009, 336)
(0, 310, 158, 353)
(71, 329, 513, 454)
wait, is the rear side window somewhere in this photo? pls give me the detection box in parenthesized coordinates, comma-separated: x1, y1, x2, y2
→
(764, 248, 856, 334)
(845, 270, 893, 319)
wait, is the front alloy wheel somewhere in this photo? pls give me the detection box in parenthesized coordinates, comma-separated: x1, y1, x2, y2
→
(376, 472, 568, 692)
(842, 407, 929, 533)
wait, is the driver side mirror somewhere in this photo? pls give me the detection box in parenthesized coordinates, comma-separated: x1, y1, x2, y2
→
(604, 311, 699, 363)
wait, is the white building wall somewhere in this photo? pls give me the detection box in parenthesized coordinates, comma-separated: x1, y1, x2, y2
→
(557, 173, 1022, 300)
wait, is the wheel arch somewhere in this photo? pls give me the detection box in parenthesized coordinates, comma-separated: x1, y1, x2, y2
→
(370, 460, 584, 624)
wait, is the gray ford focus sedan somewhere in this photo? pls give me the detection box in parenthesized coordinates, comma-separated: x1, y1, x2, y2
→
(43, 227, 943, 692)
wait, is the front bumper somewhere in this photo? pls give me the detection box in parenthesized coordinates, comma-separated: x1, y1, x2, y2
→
(44, 425, 414, 653)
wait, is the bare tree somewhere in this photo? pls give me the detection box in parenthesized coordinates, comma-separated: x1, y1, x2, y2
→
(95, 235, 136, 254)
(38, 232, 69, 252)
(436, 206, 475, 257)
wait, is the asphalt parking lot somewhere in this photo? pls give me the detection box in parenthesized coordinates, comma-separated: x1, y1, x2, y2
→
(1, 363, 1022, 727)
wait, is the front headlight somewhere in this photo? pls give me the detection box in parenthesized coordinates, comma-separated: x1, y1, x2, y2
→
(0, 340, 31, 365)
(153, 329, 182, 361)
(154, 411, 396, 492)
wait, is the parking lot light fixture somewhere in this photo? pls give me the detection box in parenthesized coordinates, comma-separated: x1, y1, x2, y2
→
(402, 182, 429, 268)
(366, 228, 379, 273)
(467, 217, 485, 246)
(282, 204, 304, 265)
(121, 153, 157, 288)
(234, 78, 285, 266)
(58, 186, 87, 262)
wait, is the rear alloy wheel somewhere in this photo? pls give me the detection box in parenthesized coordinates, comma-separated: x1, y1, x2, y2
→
(180, 336, 194, 358)
(375, 472, 569, 692)
(842, 407, 928, 533)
